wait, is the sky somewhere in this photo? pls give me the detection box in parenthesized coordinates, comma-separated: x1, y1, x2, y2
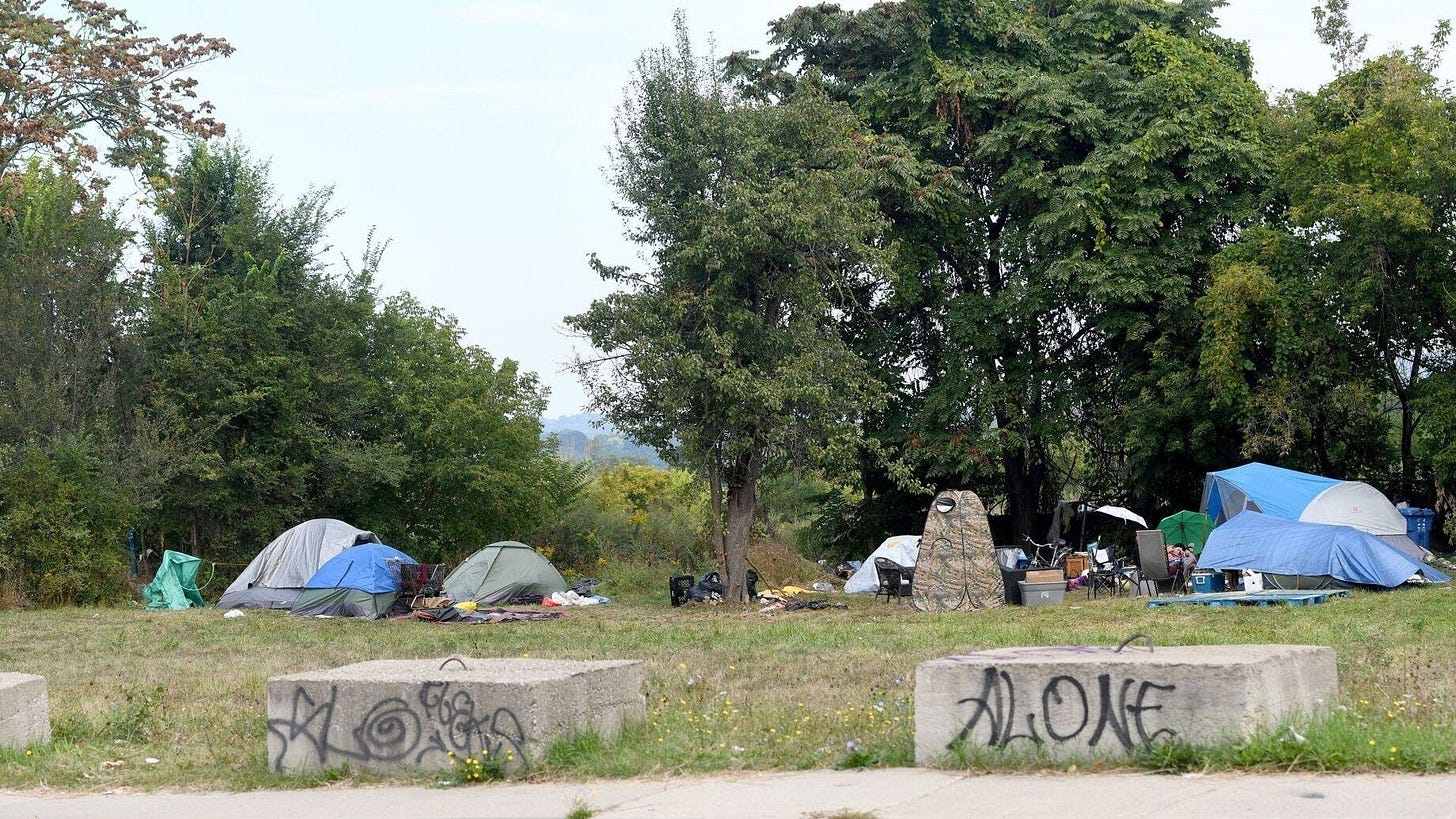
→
(112, 1, 1456, 418)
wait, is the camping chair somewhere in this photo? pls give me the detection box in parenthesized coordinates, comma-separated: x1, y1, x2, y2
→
(1086, 546, 1127, 599)
(1135, 529, 1188, 597)
(669, 574, 695, 607)
(873, 557, 913, 603)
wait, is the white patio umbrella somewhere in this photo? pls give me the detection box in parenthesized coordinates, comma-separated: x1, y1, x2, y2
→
(1094, 505, 1148, 528)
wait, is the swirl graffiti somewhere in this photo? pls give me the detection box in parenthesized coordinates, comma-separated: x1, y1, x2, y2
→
(267, 682, 528, 772)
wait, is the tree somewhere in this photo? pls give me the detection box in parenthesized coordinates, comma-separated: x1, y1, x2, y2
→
(569, 17, 897, 601)
(732, 0, 1267, 532)
(1204, 3, 1456, 495)
(0, 160, 128, 443)
(0, 0, 232, 177)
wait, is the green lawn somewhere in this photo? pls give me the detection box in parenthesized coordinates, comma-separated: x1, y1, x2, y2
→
(1, 577, 1454, 791)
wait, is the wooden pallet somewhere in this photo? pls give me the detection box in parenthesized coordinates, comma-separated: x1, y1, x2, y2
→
(1145, 589, 1350, 608)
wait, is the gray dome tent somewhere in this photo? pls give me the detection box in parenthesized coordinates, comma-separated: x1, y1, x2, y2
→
(218, 519, 382, 609)
(443, 541, 567, 605)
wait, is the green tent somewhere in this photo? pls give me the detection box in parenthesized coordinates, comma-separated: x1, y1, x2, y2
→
(143, 550, 206, 610)
(443, 541, 566, 605)
(1157, 510, 1215, 556)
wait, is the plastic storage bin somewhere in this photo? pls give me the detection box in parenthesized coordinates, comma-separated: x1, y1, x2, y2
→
(1018, 580, 1066, 606)
(1399, 507, 1435, 550)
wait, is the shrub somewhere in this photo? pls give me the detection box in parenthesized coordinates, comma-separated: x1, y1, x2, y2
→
(0, 439, 134, 607)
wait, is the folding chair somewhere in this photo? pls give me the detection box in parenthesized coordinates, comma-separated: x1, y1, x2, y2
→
(873, 557, 912, 603)
(1087, 546, 1126, 599)
(1135, 529, 1188, 597)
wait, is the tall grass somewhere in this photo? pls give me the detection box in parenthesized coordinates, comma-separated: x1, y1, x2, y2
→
(0, 564, 1453, 791)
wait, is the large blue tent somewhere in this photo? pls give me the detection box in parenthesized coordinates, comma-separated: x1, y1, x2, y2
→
(1201, 462, 1427, 561)
(1199, 512, 1449, 588)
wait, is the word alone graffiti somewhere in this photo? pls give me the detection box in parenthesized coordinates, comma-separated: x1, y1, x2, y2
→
(951, 667, 1177, 751)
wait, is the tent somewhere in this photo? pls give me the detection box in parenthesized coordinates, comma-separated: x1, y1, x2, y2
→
(143, 550, 206, 610)
(913, 489, 1002, 612)
(217, 519, 383, 609)
(844, 536, 920, 594)
(443, 541, 567, 605)
(1157, 510, 1214, 555)
(1201, 462, 1428, 560)
(1198, 512, 1450, 588)
(290, 543, 417, 619)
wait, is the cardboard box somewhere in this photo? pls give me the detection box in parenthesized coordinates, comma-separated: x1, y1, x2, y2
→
(1018, 580, 1066, 606)
(1024, 569, 1064, 585)
(1063, 554, 1089, 577)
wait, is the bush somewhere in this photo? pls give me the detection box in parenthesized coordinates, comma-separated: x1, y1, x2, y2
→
(533, 463, 709, 572)
(0, 439, 133, 607)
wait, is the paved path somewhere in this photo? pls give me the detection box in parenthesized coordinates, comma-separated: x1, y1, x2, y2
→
(4, 769, 1455, 818)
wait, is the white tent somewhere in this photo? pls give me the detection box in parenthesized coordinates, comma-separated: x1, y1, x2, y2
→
(217, 519, 382, 609)
(844, 535, 920, 594)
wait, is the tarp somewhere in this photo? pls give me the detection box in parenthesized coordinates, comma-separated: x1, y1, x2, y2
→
(1201, 462, 1429, 560)
(443, 541, 567, 605)
(218, 519, 382, 609)
(143, 550, 205, 610)
(1198, 512, 1449, 588)
(844, 536, 920, 594)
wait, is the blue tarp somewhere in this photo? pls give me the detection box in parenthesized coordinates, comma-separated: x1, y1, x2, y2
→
(1202, 462, 1340, 523)
(303, 543, 417, 593)
(1199, 512, 1449, 588)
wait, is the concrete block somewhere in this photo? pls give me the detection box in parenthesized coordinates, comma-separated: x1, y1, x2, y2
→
(916, 644, 1336, 763)
(266, 657, 643, 773)
(0, 673, 50, 749)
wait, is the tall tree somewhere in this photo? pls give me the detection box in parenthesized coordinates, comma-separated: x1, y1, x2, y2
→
(0, 0, 231, 177)
(1205, 3, 1456, 492)
(569, 18, 898, 601)
(732, 0, 1267, 532)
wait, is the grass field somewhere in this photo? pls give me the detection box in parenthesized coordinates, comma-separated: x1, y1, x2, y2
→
(1, 566, 1454, 792)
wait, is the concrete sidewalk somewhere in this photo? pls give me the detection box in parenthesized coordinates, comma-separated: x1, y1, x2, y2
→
(4, 769, 1455, 818)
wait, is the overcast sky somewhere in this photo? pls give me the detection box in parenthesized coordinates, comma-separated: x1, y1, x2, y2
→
(114, 1, 1456, 417)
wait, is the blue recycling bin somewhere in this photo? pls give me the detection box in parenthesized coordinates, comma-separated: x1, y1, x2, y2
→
(1399, 508, 1435, 550)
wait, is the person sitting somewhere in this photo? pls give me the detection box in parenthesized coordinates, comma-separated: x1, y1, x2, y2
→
(1166, 543, 1196, 575)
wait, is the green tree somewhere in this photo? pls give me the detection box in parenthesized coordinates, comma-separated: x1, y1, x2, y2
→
(361, 295, 582, 562)
(569, 17, 897, 601)
(732, 0, 1267, 531)
(1204, 2, 1455, 494)
(0, 161, 129, 443)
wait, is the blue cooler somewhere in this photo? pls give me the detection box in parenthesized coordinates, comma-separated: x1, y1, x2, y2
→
(1399, 508, 1435, 550)
(1191, 570, 1225, 594)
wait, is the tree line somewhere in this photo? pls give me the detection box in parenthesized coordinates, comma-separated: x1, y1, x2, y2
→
(571, 0, 1456, 600)
(0, 1, 579, 605)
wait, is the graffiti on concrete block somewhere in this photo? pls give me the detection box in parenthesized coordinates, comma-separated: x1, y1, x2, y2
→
(950, 667, 1177, 751)
(268, 683, 526, 771)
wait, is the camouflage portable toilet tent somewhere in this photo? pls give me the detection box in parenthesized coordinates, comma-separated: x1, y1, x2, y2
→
(217, 519, 382, 609)
(912, 489, 1003, 612)
(443, 541, 567, 605)
(143, 550, 206, 610)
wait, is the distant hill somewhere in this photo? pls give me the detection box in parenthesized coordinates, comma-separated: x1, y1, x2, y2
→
(542, 412, 668, 467)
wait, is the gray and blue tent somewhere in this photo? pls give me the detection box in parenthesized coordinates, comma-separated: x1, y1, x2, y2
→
(1201, 462, 1428, 561)
(218, 519, 383, 609)
(290, 542, 417, 619)
(1199, 511, 1449, 589)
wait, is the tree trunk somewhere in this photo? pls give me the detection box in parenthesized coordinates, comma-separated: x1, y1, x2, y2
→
(1003, 439, 1041, 543)
(721, 449, 761, 603)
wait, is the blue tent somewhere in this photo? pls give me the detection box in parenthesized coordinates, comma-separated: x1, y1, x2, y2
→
(1202, 463, 1339, 523)
(304, 543, 416, 592)
(290, 543, 417, 619)
(1201, 462, 1428, 561)
(1199, 512, 1449, 588)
